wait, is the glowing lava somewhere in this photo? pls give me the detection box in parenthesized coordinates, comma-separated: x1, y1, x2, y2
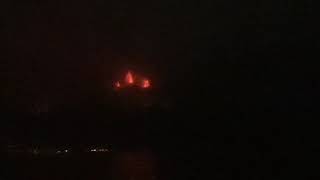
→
(115, 81, 121, 88)
(125, 71, 134, 84)
(114, 70, 151, 90)
(142, 79, 150, 88)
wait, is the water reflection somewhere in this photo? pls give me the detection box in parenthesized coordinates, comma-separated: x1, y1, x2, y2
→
(112, 149, 157, 180)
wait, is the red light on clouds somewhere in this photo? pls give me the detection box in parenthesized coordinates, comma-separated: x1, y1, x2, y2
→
(125, 71, 134, 84)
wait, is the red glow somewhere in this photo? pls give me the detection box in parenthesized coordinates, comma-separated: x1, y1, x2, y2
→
(125, 71, 134, 84)
(114, 70, 152, 90)
(115, 81, 121, 88)
(142, 79, 151, 88)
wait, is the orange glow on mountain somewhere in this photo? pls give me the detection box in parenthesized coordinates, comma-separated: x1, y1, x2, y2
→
(114, 70, 151, 90)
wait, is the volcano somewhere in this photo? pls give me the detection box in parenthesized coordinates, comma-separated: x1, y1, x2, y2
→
(114, 71, 151, 90)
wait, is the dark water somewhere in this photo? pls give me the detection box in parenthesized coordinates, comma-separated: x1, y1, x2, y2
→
(0, 102, 312, 180)
(3, 149, 166, 180)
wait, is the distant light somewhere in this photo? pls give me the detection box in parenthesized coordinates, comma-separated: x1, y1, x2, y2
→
(98, 148, 109, 152)
(56, 150, 62, 154)
(64, 150, 68, 153)
(142, 79, 151, 88)
(91, 149, 97, 152)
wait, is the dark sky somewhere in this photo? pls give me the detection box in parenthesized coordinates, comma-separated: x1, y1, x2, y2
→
(0, 3, 317, 179)
(0, 0, 316, 110)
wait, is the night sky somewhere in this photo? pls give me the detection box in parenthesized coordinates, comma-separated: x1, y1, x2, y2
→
(0, 0, 314, 105)
(0, 1, 317, 142)
(0, 1, 318, 179)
